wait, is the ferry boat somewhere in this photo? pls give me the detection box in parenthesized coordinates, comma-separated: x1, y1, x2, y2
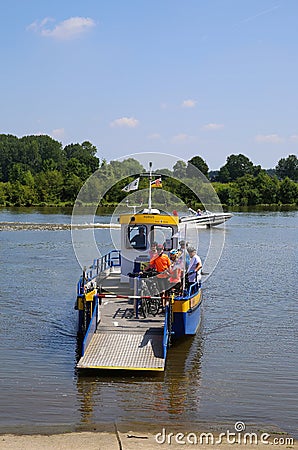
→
(180, 208, 232, 227)
(75, 166, 203, 372)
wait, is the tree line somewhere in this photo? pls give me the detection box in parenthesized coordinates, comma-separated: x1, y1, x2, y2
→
(0, 133, 297, 207)
(0, 134, 98, 206)
(170, 154, 298, 206)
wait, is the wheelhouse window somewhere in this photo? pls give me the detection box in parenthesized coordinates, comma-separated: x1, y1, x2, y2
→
(127, 225, 147, 250)
(149, 225, 174, 251)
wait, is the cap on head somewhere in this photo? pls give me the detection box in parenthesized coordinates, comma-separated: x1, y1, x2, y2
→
(187, 246, 196, 253)
(179, 240, 189, 245)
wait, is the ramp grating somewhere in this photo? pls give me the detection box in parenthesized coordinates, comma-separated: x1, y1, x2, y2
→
(77, 332, 165, 371)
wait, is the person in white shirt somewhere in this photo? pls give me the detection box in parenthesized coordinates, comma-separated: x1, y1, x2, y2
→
(187, 247, 202, 283)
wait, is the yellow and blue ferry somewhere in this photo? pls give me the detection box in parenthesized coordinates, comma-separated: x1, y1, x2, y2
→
(75, 171, 203, 372)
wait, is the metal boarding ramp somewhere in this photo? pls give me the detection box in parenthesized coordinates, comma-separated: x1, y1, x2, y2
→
(77, 329, 165, 371)
(77, 268, 167, 371)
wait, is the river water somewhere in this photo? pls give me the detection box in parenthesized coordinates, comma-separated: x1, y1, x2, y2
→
(0, 208, 297, 436)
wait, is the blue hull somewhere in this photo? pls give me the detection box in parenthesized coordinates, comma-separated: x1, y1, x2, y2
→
(172, 302, 202, 337)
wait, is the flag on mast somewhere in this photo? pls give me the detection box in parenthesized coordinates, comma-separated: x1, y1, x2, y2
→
(121, 177, 140, 192)
(151, 177, 162, 188)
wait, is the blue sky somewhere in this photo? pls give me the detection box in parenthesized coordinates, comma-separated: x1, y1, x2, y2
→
(1, 0, 298, 170)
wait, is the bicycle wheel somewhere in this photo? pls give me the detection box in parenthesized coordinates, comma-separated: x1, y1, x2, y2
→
(148, 297, 160, 316)
(139, 297, 148, 318)
(150, 281, 163, 315)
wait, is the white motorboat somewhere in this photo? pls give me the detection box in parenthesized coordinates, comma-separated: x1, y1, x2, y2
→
(180, 208, 233, 227)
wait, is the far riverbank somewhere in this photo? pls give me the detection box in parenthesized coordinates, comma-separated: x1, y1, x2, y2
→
(1, 204, 298, 217)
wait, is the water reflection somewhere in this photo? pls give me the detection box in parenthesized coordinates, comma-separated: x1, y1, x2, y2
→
(75, 333, 203, 426)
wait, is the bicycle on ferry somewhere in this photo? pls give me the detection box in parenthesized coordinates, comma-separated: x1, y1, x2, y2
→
(128, 269, 163, 318)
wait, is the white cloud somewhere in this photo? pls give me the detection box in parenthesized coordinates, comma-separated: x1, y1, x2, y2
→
(255, 134, 283, 143)
(27, 17, 53, 32)
(110, 117, 139, 128)
(52, 128, 65, 139)
(289, 134, 298, 142)
(27, 17, 95, 40)
(182, 99, 197, 108)
(202, 123, 224, 130)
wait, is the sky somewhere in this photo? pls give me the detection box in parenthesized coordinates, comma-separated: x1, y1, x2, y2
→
(1, 0, 298, 170)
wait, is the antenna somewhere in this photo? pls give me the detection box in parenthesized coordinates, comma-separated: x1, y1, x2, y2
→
(125, 199, 142, 214)
(148, 161, 153, 213)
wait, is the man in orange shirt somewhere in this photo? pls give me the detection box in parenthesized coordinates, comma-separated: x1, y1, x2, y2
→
(149, 244, 171, 295)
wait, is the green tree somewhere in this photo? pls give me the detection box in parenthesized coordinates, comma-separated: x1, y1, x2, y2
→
(276, 155, 298, 181)
(186, 156, 209, 178)
(63, 174, 83, 201)
(159, 168, 172, 177)
(235, 174, 261, 205)
(64, 141, 99, 176)
(217, 165, 231, 182)
(8, 163, 27, 183)
(214, 183, 233, 205)
(0, 182, 7, 204)
(279, 177, 298, 204)
(110, 158, 144, 178)
(35, 170, 64, 203)
(18, 138, 42, 172)
(218, 154, 255, 182)
(22, 170, 35, 188)
(20, 135, 65, 172)
(64, 158, 89, 181)
(42, 158, 58, 172)
(102, 159, 144, 205)
(215, 182, 242, 206)
(5, 181, 36, 206)
(173, 161, 187, 179)
(255, 171, 279, 204)
(98, 160, 115, 182)
(0, 134, 20, 181)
